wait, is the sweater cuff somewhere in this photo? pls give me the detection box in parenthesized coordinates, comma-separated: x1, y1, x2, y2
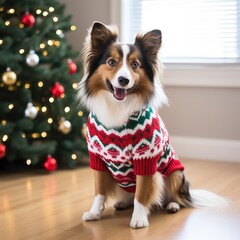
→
(162, 159, 184, 178)
(89, 152, 108, 171)
(133, 155, 160, 176)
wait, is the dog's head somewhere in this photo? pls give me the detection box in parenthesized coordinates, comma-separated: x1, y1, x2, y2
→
(78, 22, 167, 125)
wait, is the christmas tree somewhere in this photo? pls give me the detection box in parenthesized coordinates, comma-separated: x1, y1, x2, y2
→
(0, 0, 88, 171)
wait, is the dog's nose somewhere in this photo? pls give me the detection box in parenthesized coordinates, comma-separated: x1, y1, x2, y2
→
(118, 77, 130, 87)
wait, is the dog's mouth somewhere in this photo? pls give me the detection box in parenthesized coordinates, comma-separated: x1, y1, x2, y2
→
(107, 80, 127, 101)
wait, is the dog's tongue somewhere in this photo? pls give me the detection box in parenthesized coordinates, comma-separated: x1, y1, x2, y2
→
(113, 87, 127, 101)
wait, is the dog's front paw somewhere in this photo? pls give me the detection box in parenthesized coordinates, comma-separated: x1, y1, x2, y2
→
(82, 195, 105, 221)
(82, 211, 101, 221)
(130, 215, 149, 228)
(130, 199, 149, 228)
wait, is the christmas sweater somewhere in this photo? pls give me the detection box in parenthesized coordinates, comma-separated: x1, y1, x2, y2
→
(86, 106, 184, 193)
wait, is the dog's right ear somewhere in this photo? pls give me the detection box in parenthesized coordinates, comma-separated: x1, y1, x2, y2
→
(91, 22, 118, 51)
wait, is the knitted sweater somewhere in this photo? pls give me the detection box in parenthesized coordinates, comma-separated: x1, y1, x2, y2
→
(86, 106, 184, 193)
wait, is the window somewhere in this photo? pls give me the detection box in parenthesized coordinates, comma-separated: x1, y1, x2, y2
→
(121, 0, 240, 64)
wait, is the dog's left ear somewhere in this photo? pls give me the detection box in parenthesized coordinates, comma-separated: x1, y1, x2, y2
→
(134, 30, 162, 62)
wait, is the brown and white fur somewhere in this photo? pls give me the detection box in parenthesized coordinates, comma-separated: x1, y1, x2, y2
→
(77, 22, 228, 228)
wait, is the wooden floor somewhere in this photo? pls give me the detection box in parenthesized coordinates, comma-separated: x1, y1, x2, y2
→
(1, 159, 240, 240)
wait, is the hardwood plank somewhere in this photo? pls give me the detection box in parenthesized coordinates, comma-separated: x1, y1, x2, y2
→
(1, 159, 240, 240)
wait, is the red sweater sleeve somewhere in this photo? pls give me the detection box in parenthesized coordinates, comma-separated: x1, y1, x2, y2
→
(89, 152, 108, 171)
(131, 112, 163, 176)
(133, 155, 160, 176)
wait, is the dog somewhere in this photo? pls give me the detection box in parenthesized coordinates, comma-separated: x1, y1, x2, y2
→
(77, 22, 228, 228)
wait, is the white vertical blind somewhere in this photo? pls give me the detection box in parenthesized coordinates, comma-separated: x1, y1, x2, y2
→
(121, 0, 240, 63)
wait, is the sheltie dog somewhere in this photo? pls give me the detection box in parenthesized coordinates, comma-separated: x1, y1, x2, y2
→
(77, 22, 228, 228)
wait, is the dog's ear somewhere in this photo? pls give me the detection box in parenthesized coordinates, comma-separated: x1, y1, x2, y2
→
(134, 30, 162, 63)
(91, 22, 118, 51)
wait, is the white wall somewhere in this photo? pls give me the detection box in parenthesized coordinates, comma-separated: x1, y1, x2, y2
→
(59, 0, 111, 52)
(60, 0, 240, 162)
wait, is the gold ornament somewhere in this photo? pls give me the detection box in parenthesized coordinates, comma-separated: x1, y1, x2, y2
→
(2, 68, 17, 85)
(81, 123, 87, 138)
(58, 117, 71, 134)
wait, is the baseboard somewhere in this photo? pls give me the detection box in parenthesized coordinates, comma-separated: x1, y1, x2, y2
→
(170, 136, 240, 163)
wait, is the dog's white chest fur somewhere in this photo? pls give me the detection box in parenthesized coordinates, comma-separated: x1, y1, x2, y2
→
(87, 90, 145, 128)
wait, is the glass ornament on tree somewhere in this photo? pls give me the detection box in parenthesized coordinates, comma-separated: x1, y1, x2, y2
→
(21, 12, 35, 27)
(58, 117, 72, 134)
(67, 59, 77, 75)
(26, 50, 39, 67)
(51, 82, 65, 98)
(25, 102, 38, 119)
(0, 144, 6, 159)
(43, 155, 57, 172)
(2, 68, 17, 86)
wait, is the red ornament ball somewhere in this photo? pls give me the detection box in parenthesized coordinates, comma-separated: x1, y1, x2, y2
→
(0, 143, 6, 159)
(43, 155, 57, 171)
(51, 82, 65, 98)
(68, 60, 77, 75)
(21, 13, 35, 27)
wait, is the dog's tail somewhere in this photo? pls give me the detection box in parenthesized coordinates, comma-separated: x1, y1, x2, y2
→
(189, 189, 230, 208)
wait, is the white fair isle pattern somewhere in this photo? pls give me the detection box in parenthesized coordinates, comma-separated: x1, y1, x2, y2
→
(88, 107, 158, 136)
(87, 106, 168, 161)
(87, 134, 133, 163)
(132, 129, 168, 160)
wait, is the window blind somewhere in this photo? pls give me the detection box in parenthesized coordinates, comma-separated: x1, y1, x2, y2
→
(121, 0, 240, 63)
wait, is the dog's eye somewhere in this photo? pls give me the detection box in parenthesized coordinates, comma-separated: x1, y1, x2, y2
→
(108, 59, 117, 67)
(131, 61, 139, 69)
